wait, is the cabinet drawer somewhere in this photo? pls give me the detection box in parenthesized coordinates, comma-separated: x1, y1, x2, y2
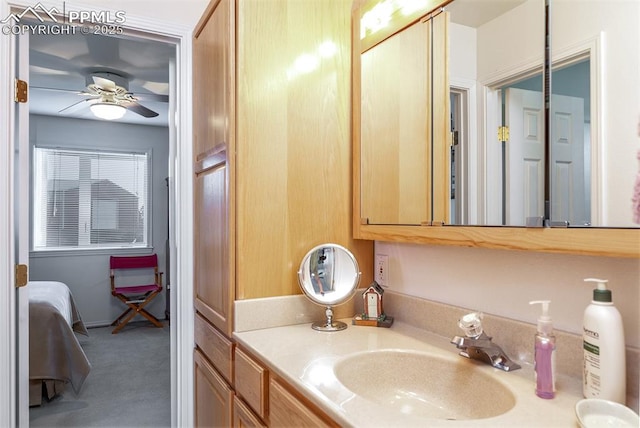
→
(233, 395, 266, 427)
(195, 313, 233, 384)
(269, 378, 336, 427)
(234, 347, 268, 419)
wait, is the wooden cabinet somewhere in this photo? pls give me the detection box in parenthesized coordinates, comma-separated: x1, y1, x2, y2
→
(193, 0, 373, 424)
(194, 148, 233, 336)
(233, 396, 266, 428)
(234, 348, 268, 420)
(194, 350, 234, 428)
(355, 6, 450, 227)
(233, 346, 338, 427)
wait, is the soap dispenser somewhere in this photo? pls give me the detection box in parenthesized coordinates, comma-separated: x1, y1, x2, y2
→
(583, 278, 626, 404)
(529, 300, 556, 399)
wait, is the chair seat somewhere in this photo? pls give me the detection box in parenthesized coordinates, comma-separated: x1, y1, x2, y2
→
(114, 284, 161, 295)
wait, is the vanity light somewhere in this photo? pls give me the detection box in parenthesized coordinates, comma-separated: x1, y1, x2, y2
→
(318, 41, 337, 58)
(90, 102, 126, 120)
(360, 0, 430, 39)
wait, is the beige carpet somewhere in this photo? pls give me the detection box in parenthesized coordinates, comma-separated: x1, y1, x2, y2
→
(29, 321, 171, 428)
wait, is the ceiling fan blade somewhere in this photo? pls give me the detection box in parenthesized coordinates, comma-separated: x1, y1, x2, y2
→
(58, 97, 100, 115)
(31, 86, 85, 95)
(86, 35, 121, 66)
(30, 50, 82, 75)
(120, 101, 159, 118)
(128, 92, 169, 103)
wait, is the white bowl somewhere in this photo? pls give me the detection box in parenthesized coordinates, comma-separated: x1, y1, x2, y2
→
(575, 398, 640, 428)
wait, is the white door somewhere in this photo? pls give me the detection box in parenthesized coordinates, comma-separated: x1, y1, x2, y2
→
(367, 294, 379, 318)
(505, 88, 545, 226)
(14, 30, 31, 427)
(550, 94, 586, 225)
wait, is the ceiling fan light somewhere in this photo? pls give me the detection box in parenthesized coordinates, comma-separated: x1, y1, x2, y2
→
(90, 102, 126, 120)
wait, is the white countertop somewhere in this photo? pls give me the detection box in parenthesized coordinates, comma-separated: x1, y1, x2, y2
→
(234, 320, 583, 427)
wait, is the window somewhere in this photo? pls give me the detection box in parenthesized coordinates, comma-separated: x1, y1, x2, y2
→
(33, 147, 150, 251)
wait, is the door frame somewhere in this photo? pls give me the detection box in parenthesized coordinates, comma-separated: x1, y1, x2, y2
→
(0, 1, 195, 426)
(480, 33, 602, 226)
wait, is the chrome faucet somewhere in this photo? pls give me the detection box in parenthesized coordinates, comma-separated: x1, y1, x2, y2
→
(450, 312, 521, 372)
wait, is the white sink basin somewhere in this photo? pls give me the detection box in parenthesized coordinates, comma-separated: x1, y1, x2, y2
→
(333, 349, 516, 421)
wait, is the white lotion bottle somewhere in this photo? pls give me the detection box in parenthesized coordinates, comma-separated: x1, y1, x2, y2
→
(583, 278, 626, 404)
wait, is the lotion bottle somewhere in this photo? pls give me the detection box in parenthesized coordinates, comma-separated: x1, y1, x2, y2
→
(583, 278, 626, 404)
(529, 300, 556, 399)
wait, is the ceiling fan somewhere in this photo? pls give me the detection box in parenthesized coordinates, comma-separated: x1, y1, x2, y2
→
(49, 71, 168, 120)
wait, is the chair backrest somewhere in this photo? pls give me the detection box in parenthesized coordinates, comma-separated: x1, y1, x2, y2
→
(110, 254, 161, 292)
(110, 254, 158, 270)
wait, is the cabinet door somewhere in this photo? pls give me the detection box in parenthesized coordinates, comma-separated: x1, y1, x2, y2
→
(269, 378, 336, 428)
(194, 350, 233, 428)
(233, 396, 266, 428)
(359, 19, 431, 225)
(194, 149, 232, 335)
(193, 0, 233, 159)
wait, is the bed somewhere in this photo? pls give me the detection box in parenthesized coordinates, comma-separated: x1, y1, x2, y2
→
(28, 280, 91, 407)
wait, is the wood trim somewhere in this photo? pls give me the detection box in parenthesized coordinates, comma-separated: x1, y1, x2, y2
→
(355, 224, 640, 258)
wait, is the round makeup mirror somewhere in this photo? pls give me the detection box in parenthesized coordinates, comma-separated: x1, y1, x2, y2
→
(297, 243, 361, 331)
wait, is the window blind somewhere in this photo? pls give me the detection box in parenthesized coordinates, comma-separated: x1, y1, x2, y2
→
(33, 147, 149, 251)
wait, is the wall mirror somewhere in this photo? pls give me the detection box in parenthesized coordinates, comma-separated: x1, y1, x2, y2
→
(297, 243, 361, 331)
(353, 0, 639, 257)
(446, 0, 639, 228)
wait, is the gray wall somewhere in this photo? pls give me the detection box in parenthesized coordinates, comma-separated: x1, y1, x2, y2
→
(28, 114, 170, 327)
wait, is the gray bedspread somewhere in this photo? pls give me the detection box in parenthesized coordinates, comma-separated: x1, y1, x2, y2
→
(29, 294, 91, 406)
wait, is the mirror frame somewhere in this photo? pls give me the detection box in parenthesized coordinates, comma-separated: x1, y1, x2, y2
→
(352, 0, 640, 258)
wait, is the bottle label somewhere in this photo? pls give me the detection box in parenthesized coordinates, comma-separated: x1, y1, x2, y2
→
(583, 339, 601, 396)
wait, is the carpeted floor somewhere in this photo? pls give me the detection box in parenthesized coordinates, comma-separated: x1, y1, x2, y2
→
(29, 322, 171, 428)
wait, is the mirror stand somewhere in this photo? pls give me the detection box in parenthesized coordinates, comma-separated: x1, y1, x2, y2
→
(312, 306, 347, 332)
(297, 243, 361, 332)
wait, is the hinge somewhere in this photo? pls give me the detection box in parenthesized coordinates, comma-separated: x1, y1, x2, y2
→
(15, 264, 28, 288)
(497, 126, 509, 142)
(15, 79, 28, 103)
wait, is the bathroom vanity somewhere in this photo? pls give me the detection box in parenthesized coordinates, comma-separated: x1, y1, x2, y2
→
(233, 319, 583, 427)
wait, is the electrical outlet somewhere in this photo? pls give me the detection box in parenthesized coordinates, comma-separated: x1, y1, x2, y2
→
(375, 254, 389, 286)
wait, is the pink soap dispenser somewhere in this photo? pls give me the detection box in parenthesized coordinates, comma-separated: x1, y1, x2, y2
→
(529, 300, 556, 399)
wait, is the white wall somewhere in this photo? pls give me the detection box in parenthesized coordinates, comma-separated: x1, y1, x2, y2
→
(376, 241, 640, 348)
(28, 115, 170, 326)
(466, 0, 640, 227)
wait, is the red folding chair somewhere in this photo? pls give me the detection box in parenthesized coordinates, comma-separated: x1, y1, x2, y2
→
(109, 254, 163, 334)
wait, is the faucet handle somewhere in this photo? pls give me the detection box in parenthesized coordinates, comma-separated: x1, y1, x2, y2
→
(458, 312, 484, 338)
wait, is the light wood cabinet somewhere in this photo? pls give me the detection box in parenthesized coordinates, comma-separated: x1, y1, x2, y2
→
(194, 350, 234, 428)
(193, 0, 374, 424)
(269, 378, 337, 428)
(194, 148, 233, 337)
(233, 396, 266, 428)
(194, 313, 233, 383)
(234, 346, 338, 428)
(234, 348, 268, 420)
(355, 6, 449, 227)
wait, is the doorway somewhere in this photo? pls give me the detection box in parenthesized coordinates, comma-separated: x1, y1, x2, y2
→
(28, 29, 175, 424)
(2, 3, 196, 426)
